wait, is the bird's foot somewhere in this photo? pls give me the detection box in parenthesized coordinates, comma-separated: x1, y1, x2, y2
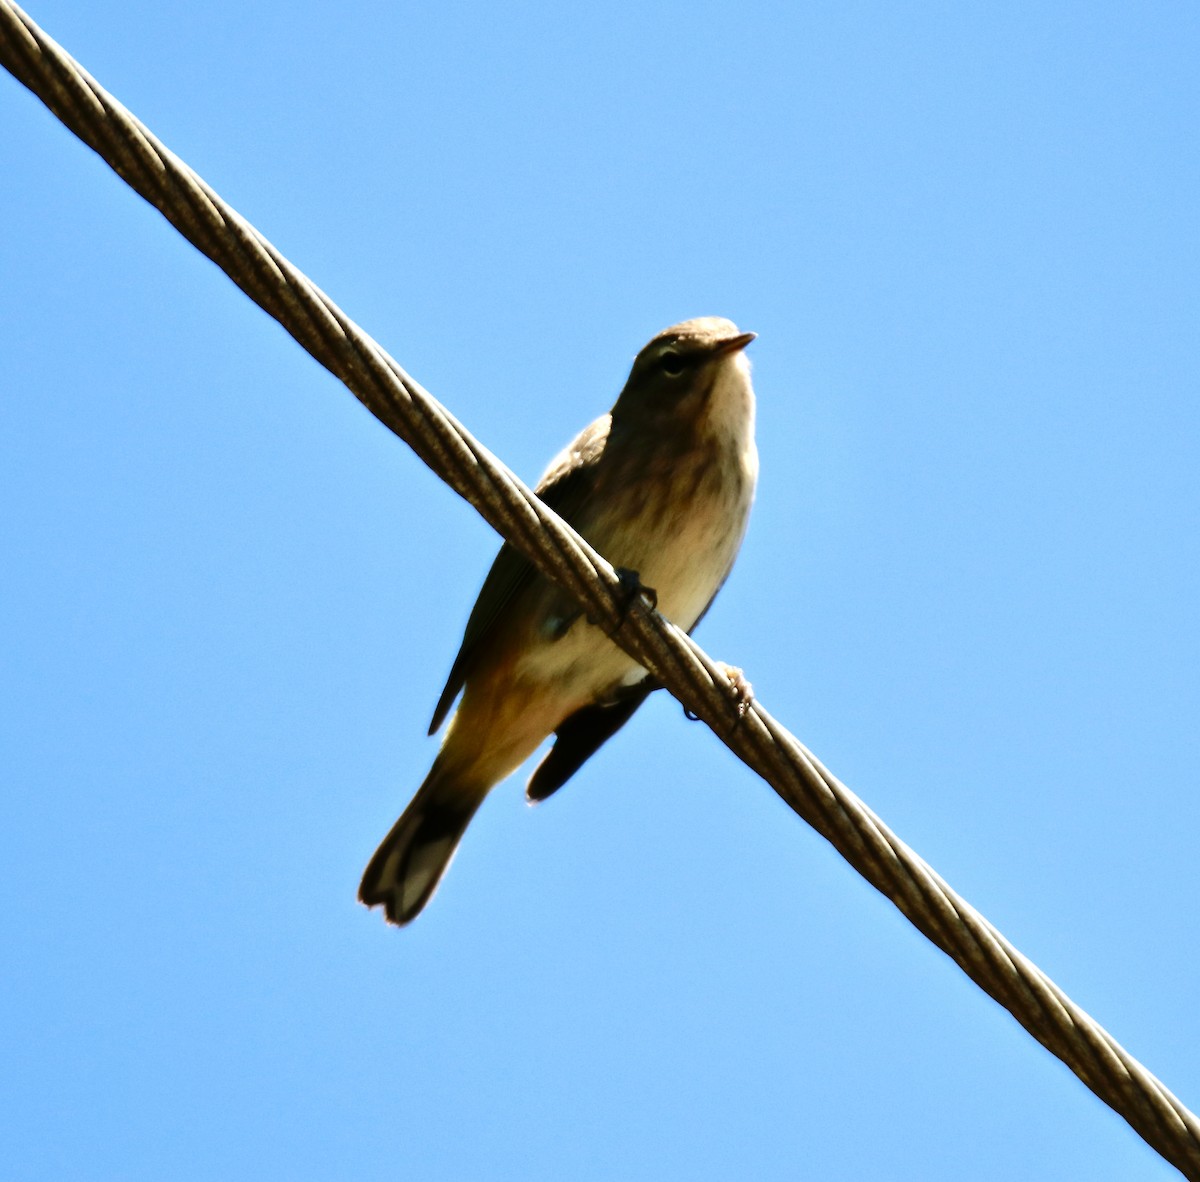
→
(615, 566, 657, 611)
(720, 663, 754, 720)
(593, 567, 658, 634)
(683, 662, 755, 726)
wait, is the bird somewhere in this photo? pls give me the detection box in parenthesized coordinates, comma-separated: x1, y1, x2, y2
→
(359, 316, 759, 925)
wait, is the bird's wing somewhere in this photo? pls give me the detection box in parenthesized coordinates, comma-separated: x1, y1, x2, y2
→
(428, 414, 612, 735)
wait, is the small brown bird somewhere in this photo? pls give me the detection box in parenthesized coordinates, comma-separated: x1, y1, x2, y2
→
(359, 317, 759, 924)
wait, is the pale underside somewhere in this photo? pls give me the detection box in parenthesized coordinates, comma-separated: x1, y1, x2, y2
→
(439, 350, 759, 792)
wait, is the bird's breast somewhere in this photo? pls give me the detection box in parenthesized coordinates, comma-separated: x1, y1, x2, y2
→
(592, 440, 755, 628)
(515, 429, 757, 703)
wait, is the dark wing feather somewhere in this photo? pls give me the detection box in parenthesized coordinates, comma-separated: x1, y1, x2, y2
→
(525, 680, 658, 802)
(428, 415, 612, 734)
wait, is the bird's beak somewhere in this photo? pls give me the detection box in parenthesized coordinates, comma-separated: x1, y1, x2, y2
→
(713, 331, 757, 356)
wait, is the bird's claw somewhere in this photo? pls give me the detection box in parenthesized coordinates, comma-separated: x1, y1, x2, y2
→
(682, 662, 755, 727)
(615, 567, 657, 611)
(593, 567, 658, 634)
(720, 663, 754, 721)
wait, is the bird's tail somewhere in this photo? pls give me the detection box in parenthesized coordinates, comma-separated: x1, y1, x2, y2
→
(358, 763, 486, 926)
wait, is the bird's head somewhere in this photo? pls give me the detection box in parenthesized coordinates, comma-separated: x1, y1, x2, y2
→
(613, 317, 756, 437)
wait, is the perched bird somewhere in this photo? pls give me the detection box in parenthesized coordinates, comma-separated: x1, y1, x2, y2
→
(359, 317, 759, 925)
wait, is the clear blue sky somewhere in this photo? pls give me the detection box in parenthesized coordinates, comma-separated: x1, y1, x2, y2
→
(3, 2, 1198, 1178)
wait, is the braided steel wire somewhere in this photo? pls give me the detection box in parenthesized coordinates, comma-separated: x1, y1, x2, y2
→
(2, 3, 1197, 1175)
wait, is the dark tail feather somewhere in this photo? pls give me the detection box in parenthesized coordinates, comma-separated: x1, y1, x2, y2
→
(358, 769, 484, 926)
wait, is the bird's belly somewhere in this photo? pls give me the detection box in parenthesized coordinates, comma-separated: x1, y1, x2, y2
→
(515, 466, 752, 705)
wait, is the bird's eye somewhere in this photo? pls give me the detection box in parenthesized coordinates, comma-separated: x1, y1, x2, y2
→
(660, 350, 686, 377)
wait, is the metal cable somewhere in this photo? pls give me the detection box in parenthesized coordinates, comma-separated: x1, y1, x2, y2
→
(3, 2, 1197, 1175)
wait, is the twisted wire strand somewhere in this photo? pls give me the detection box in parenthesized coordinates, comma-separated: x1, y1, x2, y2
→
(3, 3, 1197, 1175)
